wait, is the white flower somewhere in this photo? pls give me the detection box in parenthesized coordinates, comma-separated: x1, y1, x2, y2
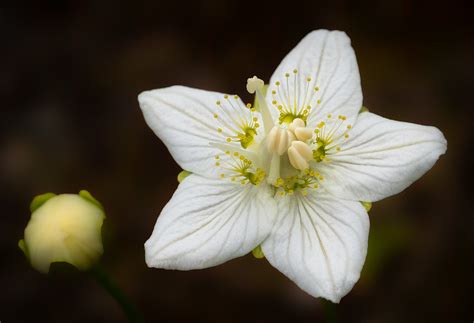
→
(138, 30, 447, 302)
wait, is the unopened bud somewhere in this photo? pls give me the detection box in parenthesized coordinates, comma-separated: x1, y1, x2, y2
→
(19, 191, 105, 273)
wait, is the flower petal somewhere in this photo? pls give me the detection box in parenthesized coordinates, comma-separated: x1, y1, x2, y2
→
(139, 86, 259, 177)
(262, 191, 369, 302)
(318, 112, 447, 202)
(266, 30, 362, 128)
(145, 174, 277, 270)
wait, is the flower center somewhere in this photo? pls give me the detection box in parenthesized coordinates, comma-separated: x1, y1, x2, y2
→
(212, 74, 352, 195)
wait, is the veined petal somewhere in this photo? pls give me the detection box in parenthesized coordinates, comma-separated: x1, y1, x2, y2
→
(319, 112, 447, 202)
(139, 86, 261, 177)
(266, 30, 362, 129)
(262, 191, 369, 303)
(145, 174, 276, 270)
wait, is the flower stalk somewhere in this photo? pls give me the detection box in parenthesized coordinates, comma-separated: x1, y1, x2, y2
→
(90, 265, 146, 323)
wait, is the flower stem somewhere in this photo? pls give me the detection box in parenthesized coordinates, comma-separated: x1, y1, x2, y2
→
(90, 265, 145, 323)
(321, 299, 339, 323)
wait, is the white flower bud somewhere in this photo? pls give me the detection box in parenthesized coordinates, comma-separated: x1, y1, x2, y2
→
(19, 191, 105, 273)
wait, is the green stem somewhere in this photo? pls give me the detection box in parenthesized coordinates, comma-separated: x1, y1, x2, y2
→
(90, 265, 145, 323)
(321, 299, 339, 323)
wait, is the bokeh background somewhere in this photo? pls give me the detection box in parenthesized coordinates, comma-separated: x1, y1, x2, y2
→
(1, 1, 472, 322)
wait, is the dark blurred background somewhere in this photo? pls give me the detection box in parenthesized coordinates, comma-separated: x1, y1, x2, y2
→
(1, 1, 473, 322)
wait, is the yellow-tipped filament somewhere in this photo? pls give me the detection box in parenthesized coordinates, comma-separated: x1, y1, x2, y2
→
(214, 151, 265, 186)
(270, 69, 322, 124)
(311, 114, 351, 162)
(214, 95, 260, 149)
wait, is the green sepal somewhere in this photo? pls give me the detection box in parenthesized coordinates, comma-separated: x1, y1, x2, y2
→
(30, 192, 56, 213)
(177, 170, 192, 183)
(79, 190, 104, 212)
(359, 106, 369, 113)
(252, 84, 269, 112)
(360, 201, 372, 212)
(18, 239, 29, 258)
(251, 245, 265, 259)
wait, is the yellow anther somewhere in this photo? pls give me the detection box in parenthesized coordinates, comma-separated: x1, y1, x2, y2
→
(226, 138, 231, 142)
(216, 100, 221, 105)
(272, 100, 277, 105)
(215, 162, 220, 166)
(314, 87, 319, 91)
(224, 95, 229, 99)
(347, 125, 352, 129)
(220, 173, 225, 178)
(276, 81, 280, 86)
(344, 133, 349, 138)
(246, 103, 252, 108)
(285, 73, 290, 77)
(327, 114, 332, 119)
(293, 69, 298, 74)
(306, 77, 311, 82)
(317, 99, 321, 104)
(234, 95, 238, 100)
(233, 152, 239, 157)
(213, 114, 218, 119)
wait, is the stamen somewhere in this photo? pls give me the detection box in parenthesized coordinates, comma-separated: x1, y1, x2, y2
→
(288, 141, 312, 170)
(311, 114, 352, 161)
(213, 95, 260, 149)
(270, 69, 322, 124)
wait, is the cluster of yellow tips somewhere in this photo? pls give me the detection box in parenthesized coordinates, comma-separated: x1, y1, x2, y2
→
(214, 95, 260, 149)
(271, 69, 322, 124)
(215, 151, 265, 186)
(273, 168, 324, 196)
(312, 114, 351, 162)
